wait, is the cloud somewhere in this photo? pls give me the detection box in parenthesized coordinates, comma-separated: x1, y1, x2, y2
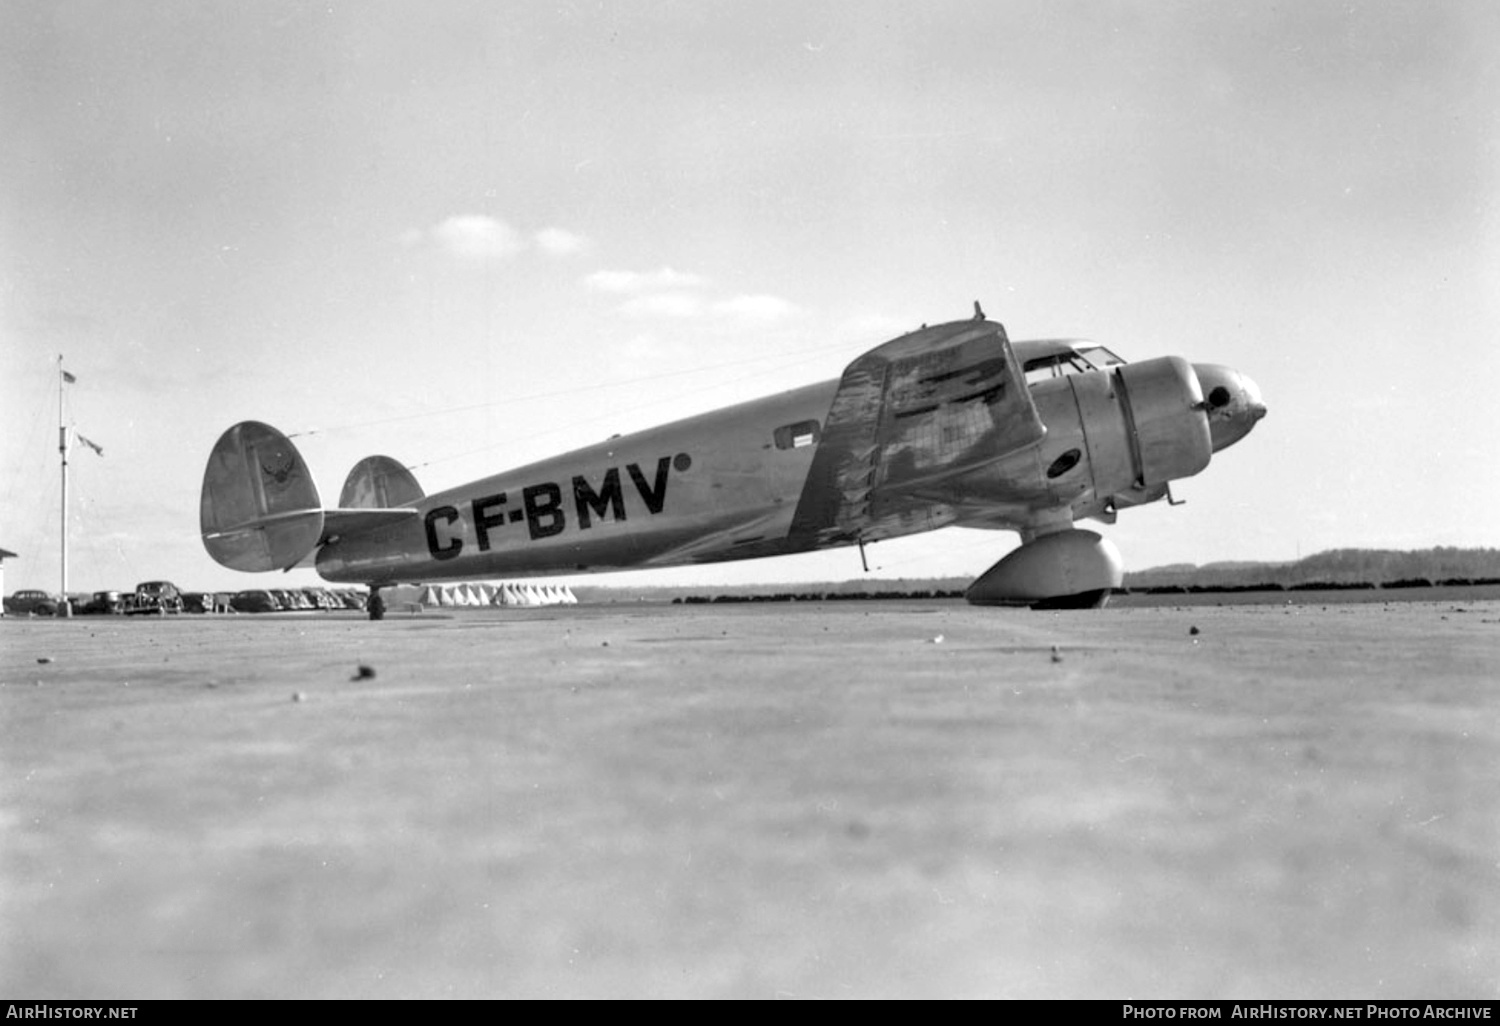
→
(534, 227, 591, 256)
(428, 215, 526, 261)
(711, 294, 801, 323)
(584, 265, 798, 325)
(585, 267, 707, 294)
(403, 215, 585, 262)
(619, 292, 707, 318)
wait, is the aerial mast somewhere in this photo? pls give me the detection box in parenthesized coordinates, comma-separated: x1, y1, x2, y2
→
(58, 356, 72, 616)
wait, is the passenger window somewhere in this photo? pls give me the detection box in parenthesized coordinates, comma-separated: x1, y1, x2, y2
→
(774, 420, 821, 450)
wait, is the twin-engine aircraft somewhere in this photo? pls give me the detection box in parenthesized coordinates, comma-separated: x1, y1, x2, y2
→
(201, 306, 1265, 618)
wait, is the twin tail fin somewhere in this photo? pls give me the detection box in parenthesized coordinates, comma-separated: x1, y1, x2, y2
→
(200, 421, 422, 573)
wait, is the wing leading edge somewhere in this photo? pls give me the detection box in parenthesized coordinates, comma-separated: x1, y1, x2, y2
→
(788, 317, 1045, 549)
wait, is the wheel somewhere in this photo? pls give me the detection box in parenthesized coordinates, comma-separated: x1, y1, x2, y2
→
(1030, 588, 1111, 610)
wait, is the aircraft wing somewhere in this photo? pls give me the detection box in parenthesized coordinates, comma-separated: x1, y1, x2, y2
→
(788, 318, 1045, 548)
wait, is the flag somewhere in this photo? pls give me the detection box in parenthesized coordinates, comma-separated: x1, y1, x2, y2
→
(62, 370, 76, 384)
(77, 434, 103, 457)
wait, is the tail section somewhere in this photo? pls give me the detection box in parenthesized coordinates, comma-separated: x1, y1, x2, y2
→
(202, 424, 424, 576)
(201, 421, 324, 572)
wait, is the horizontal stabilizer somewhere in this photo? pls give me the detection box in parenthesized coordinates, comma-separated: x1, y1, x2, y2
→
(322, 507, 419, 540)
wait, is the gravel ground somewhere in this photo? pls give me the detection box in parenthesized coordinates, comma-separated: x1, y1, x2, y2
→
(3, 599, 1497, 998)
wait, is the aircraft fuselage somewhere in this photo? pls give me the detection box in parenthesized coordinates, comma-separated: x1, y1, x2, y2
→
(312, 350, 1264, 585)
(314, 382, 838, 584)
(203, 317, 1266, 608)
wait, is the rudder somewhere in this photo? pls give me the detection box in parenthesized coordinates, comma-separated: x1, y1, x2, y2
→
(339, 455, 423, 508)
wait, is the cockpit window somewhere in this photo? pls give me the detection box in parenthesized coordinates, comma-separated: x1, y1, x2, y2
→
(774, 420, 821, 450)
(1024, 353, 1094, 383)
(1023, 345, 1127, 384)
(1076, 345, 1125, 369)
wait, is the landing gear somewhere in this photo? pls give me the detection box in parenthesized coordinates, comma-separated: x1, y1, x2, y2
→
(367, 587, 385, 621)
(965, 529, 1123, 609)
(1029, 588, 1112, 611)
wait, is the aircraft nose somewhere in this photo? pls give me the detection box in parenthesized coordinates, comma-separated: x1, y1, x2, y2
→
(1193, 363, 1267, 452)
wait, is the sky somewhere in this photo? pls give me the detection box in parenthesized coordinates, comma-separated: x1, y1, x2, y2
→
(2, 0, 1497, 595)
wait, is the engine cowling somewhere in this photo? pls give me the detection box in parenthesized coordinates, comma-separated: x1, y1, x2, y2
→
(1113, 356, 1212, 488)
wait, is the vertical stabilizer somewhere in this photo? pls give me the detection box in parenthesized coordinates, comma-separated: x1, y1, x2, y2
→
(200, 421, 325, 572)
(339, 456, 424, 508)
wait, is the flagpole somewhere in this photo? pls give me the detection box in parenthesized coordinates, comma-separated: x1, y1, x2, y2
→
(58, 356, 71, 617)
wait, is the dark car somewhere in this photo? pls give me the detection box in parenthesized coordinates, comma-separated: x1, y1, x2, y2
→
(79, 590, 127, 615)
(180, 592, 210, 614)
(231, 589, 279, 613)
(125, 580, 184, 615)
(4, 589, 59, 616)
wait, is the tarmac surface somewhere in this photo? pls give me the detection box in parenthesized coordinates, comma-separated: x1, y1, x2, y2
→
(2, 598, 1497, 999)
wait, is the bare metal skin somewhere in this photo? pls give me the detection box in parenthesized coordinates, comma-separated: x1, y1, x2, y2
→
(201, 312, 1265, 614)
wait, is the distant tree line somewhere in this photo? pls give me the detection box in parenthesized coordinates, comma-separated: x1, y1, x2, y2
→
(1121, 546, 1500, 591)
(577, 547, 1500, 604)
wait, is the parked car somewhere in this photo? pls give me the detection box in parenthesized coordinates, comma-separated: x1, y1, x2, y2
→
(300, 587, 335, 610)
(4, 589, 59, 616)
(274, 588, 313, 610)
(180, 592, 210, 614)
(231, 589, 279, 613)
(79, 590, 127, 615)
(125, 580, 184, 615)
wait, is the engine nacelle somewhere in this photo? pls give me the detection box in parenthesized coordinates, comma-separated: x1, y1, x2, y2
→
(965, 528, 1123, 609)
(1113, 356, 1212, 488)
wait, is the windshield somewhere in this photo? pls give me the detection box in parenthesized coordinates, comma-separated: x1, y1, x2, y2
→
(1075, 345, 1125, 369)
(1023, 343, 1128, 384)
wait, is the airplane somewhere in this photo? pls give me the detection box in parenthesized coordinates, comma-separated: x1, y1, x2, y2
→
(200, 305, 1265, 619)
